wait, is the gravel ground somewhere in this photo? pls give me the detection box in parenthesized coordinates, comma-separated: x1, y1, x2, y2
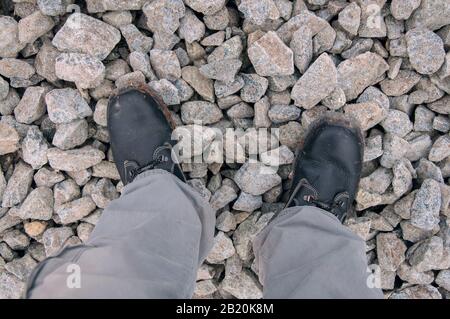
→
(0, 0, 449, 299)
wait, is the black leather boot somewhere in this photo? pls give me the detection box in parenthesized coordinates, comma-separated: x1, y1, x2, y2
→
(107, 85, 186, 185)
(285, 114, 364, 222)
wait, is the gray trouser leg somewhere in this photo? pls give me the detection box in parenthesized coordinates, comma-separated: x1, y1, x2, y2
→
(253, 206, 383, 299)
(26, 170, 215, 299)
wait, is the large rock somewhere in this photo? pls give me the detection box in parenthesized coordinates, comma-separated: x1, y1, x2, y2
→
(407, 0, 450, 31)
(405, 28, 445, 75)
(411, 179, 441, 231)
(17, 187, 54, 221)
(18, 10, 55, 44)
(56, 197, 97, 224)
(234, 162, 281, 196)
(248, 31, 294, 77)
(52, 13, 121, 60)
(55, 53, 105, 89)
(184, 0, 225, 15)
(0, 16, 26, 58)
(22, 126, 48, 169)
(85, 0, 147, 13)
(2, 162, 34, 208)
(376, 232, 407, 271)
(47, 146, 105, 172)
(0, 123, 19, 155)
(46, 88, 93, 124)
(238, 0, 279, 25)
(143, 0, 185, 35)
(291, 53, 337, 109)
(337, 52, 389, 100)
(181, 101, 223, 125)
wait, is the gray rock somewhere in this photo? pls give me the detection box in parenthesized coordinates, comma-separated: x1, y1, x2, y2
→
(0, 272, 25, 299)
(210, 185, 237, 210)
(436, 270, 450, 291)
(279, 121, 303, 149)
(85, 0, 146, 13)
(227, 102, 254, 119)
(14, 86, 47, 124)
(37, 0, 73, 16)
(407, 0, 450, 31)
(360, 167, 393, 194)
(254, 97, 271, 128)
(52, 119, 89, 150)
(102, 11, 133, 28)
(120, 24, 153, 54)
(390, 285, 441, 299)
(148, 79, 180, 106)
(240, 73, 269, 103)
(182, 66, 215, 102)
(220, 269, 263, 299)
(22, 126, 48, 169)
(0, 58, 35, 79)
(55, 53, 105, 89)
(380, 134, 409, 168)
(144, 0, 185, 37)
(18, 10, 55, 44)
(35, 41, 61, 83)
(408, 236, 443, 272)
(338, 2, 361, 36)
(233, 192, 262, 212)
(380, 70, 422, 96)
(0, 89, 20, 116)
(178, 8, 205, 44)
(392, 159, 413, 197)
(0, 211, 21, 234)
(234, 162, 281, 196)
(3, 229, 30, 250)
(206, 231, 235, 263)
(397, 262, 434, 285)
(406, 28, 445, 75)
(181, 101, 223, 125)
(17, 187, 53, 220)
(292, 53, 337, 109)
(216, 211, 237, 232)
(56, 197, 97, 225)
(391, 0, 421, 20)
(376, 232, 407, 271)
(46, 88, 93, 124)
(208, 35, 243, 63)
(233, 212, 273, 262)
(0, 76, 9, 100)
(411, 179, 441, 231)
(199, 59, 242, 84)
(42, 226, 73, 256)
(248, 31, 294, 77)
(268, 104, 301, 124)
(53, 13, 121, 60)
(364, 135, 383, 162)
(2, 162, 34, 208)
(381, 110, 413, 137)
(0, 16, 26, 58)
(0, 123, 19, 155)
(54, 179, 80, 206)
(4, 254, 37, 281)
(185, 0, 225, 15)
(238, 0, 279, 25)
(344, 102, 386, 131)
(34, 168, 65, 188)
(429, 134, 450, 162)
(47, 146, 105, 172)
(337, 52, 389, 100)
